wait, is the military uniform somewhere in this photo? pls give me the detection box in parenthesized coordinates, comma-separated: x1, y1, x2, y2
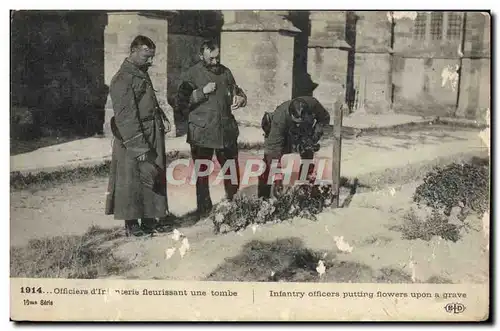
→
(105, 59, 170, 222)
(258, 96, 331, 198)
(175, 61, 247, 213)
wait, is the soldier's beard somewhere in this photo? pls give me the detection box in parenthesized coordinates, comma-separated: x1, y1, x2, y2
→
(139, 63, 152, 72)
(204, 62, 222, 74)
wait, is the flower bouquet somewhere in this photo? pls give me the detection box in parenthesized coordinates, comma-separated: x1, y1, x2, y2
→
(209, 181, 334, 234)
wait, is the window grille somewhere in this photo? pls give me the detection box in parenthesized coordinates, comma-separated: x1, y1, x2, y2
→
(447, 12, 463, 40)
(413, 13, 427, 40)
(430, 12, 444, 40)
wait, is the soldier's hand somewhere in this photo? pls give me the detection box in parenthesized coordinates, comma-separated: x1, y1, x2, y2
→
(231, 95, 245, 110)
(203, 82, 217, 94)
(137, 150, 156, 162)
(272, 180, 284, 198)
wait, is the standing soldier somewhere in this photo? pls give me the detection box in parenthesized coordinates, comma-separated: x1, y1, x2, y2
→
(258, 96, 331, 199)
(105, 35, 173, 237)
(173, 39, 247, 218)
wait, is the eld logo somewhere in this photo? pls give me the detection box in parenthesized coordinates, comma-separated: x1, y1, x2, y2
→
(444, 303, 466, 314)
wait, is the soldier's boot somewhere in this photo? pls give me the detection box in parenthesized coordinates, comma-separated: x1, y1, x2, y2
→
(196, 202, 213, 220)
(140, 218, 157, 235)
(156, 214, 178, 233)
(125, 220, 146, 237)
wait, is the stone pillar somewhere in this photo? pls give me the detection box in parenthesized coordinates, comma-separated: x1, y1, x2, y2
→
(104, 11, 174, 136)
(220, 10, 300, 126)
(457, 12, 491, 120)
(166, 10, 223, 137)
(352, 11, 393, 114)
(308, 11, 350, 118)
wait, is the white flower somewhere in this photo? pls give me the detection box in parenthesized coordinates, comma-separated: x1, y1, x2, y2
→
(165, 247, 176, 260)
(219, 198, 231, 207)
(215, 213, 224, 224)
(219, 224, 230, 233)
(409, 259, 417, 282)
(334, 236, 354, 253)
(171, 229, 182, 241)
(179, 238, 190, 258)
(251, 224, 259, 234)
(316, 260, 326, 276)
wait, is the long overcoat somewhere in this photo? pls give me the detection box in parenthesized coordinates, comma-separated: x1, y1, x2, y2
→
(264, 96, 331, 159)
(176, 62, 247, 149)
(105, 59, 169, 220)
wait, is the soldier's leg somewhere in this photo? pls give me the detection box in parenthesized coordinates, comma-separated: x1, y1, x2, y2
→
(215, 145, 240, 201)
(299, 150, 315, 182)
(140, 218, 157, 234)
(257, 154, 274, 199)
(299, 150, 322, 198)
(190, 144, 214, 213)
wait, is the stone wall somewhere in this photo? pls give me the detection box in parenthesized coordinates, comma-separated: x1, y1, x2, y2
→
(11, 10, 491, 143)
(307, 48, 347, 114)
(305, 11, 490, 119)
(103, 11, 172, 136)
(11, 10, 108, 138)
(391, 11, 490, 119)
(221, 11, 298, 126)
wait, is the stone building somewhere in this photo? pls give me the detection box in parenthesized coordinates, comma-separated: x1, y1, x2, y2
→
(10, 10, 490, 140)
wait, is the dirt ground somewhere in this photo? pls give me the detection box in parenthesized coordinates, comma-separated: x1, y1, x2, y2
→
(96, 180, 487, 284)
(10, 127, 490, 283)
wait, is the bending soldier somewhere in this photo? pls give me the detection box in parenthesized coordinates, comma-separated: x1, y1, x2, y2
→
(258, 96, 331, 199)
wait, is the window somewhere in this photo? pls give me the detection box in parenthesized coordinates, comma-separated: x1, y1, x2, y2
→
(413, 12, 464, 42)
(430, 12, 443, 40)
(413, 13, 427, 40)
(447, 12, 463, 40)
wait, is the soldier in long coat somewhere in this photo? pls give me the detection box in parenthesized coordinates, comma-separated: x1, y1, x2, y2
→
(258, 96, 331, 199)
(105, 35, 172, 236)
(172, 39, 247, 218)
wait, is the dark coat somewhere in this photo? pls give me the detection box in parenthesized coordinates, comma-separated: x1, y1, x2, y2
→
(174, 62, 247, 149)
(264, 96, 331, 158)
(105, 59, 170, 220)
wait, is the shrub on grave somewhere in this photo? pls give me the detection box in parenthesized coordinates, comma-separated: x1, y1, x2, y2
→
(209, 182, 333, 234)
(413, 158, 489, 220)
(395, 157, 490, 242)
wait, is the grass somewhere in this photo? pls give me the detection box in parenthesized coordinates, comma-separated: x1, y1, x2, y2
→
(205, 237, 375, 282)
(391, 208, 463, 243)
(359, 120, 486, 137)
(10, 135, 86, 156)
(205, 237, 448, 283)
(10, 225, 132, 279)
(10, 161, 112, 191)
